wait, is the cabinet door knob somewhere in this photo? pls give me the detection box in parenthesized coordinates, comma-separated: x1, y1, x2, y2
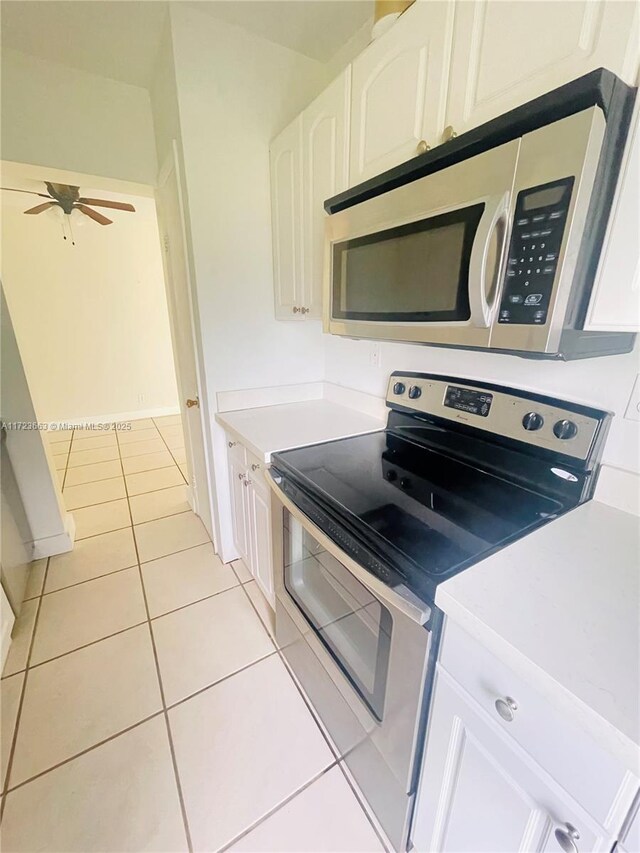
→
(443, 125, 457, 142)
(302, 306, 310, 314)
(416, 139, 430, 154)
(237, 472, 245, 481)
(292, 306, 300, 314)
(244, 479, 251, 487)
(494, 696, 518, 722)
(251, 463, 261, 471)
(186, 397, 199, 408)
(228, 441, 237, 448)
(554, 823, 580, 853)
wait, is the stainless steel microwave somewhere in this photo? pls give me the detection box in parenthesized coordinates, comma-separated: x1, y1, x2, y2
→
(323, 71, 636, 360)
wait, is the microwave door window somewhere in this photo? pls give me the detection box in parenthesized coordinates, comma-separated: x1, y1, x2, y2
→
(333, 204, 484, 323)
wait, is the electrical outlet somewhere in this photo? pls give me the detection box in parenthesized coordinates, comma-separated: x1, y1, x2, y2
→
(624, 374, 640, 422)
(370, 342, 382, 368)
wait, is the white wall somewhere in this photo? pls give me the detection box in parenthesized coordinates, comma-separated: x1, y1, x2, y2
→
(165, 5, 334, 558)
(324, 336, 640, 473)
(1, 48, 157, 184)
(1, 288, 74, 560)
(1, 181, 179, 423)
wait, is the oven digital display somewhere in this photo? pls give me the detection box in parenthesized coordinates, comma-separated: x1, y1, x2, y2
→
(444, 386, 493, 417)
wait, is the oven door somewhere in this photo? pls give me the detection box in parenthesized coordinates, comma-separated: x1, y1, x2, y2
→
(324, 138, 520, 348)
(268, 471, 436, 852)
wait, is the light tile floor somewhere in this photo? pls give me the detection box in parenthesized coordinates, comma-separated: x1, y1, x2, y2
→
(1, 417, 386, 852)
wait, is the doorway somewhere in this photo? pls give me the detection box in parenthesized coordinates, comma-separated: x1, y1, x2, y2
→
(0, 159, 215, 550)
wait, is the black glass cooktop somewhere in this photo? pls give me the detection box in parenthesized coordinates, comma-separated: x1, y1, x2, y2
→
(272, 428, 568, 599)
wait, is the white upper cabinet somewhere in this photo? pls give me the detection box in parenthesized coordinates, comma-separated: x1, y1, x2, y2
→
(445, 0, 640, 139)
(302, 69, 350, 319)
(270, 116, 303, 319)
(348, 0, 454, 185)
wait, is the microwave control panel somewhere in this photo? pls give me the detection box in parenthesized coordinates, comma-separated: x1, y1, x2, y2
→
(498, 177, 574, 325)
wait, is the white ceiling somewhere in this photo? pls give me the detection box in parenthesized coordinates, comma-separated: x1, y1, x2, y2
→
(0, 0, 373, 89)
(193, 1, 373, 62)
(0, 2, 169, 88)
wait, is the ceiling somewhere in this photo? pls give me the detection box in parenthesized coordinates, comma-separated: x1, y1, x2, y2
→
(0, 0, 373, 89)
(194, 1, 373, 62)
(0, 2, 169, 89)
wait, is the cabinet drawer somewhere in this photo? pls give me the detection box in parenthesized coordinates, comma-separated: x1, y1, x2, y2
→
(246, 450, 267, 489)
(226, 436, 246, 466)
(439, 620, 633, 830)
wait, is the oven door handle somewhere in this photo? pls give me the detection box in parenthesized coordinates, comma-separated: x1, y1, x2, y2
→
(267, 471, 432, 626)
(468, 191, 510, 328)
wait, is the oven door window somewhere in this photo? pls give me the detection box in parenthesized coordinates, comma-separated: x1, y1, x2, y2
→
(283, 509, 391, 721)
(332, 203, 484, 322)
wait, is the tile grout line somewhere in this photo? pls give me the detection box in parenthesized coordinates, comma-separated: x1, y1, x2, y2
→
(152, 417, 188, 485)
(3, 711, 166, 796)
(0, 555, 52, 819)
(335, 761, 393, 853)
(217, 760, 342, 853)
(59, 428, 76, 491)
(165, 648, 280, 713)
(230, 567, 390, 847)
(2, 621, 148, 678)
(114, 426, 194, 853)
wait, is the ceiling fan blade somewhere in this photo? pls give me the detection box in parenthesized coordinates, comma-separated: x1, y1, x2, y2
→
(2, 187, 52, 198)
(24, 201, 56, 215)
(76, 204, 112, 225)
(77, 197, 135, 212)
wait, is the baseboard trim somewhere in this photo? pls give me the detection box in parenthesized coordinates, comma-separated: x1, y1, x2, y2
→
(31, 512, 76, 559)
(48, 406, 181, 428)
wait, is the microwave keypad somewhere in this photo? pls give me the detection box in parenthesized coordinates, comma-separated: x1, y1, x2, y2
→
(498, 178, 574, 326)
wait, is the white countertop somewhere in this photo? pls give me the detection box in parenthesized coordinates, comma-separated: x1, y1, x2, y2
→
(215, 400, 385, 463)
(436, 499, 640, 771)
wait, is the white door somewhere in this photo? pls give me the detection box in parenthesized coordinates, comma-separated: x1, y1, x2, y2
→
(270, 116, 304, 319)
(248, 478, 274, 605)
(228, 455, 250, 566)
(156, 142, 214, 540)
(302, 68, 350, 318)
(349, 0, 454, 185)
(411, 668, 613, 853)
(445, 0, 640, 140)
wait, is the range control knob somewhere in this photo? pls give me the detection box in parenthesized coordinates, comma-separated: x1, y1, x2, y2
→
(408, 385, 422, 400)
(522, 412, 544, 431)
(553, 419, 578, 440)
(385, 469, 398, 482)
(393, 382, 406, 395)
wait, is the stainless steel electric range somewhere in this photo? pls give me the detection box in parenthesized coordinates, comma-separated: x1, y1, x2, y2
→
(265, 372, 611, 851)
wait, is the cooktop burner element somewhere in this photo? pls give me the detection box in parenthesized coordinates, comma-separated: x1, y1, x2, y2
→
(271, 372, 611, 603)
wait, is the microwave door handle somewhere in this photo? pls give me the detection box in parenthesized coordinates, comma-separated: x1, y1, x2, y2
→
(468, 192, 510, 328)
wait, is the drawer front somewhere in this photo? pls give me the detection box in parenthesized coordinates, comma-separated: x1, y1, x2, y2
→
(246, 450, 267, 488)
(226, 436, 246, 466)
(439, 620, 633, 830)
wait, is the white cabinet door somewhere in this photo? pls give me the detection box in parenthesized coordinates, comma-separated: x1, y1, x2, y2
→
(446, 0, 640, 139)
(302, 69, 350, 318)
(349, 0, 453, 185)
(270, 115, 304, 319)
(248, 478, 274, 605)
(585, 91, 640, 331)
(412, 667, 614, 853)
(228, 454, 250, 567)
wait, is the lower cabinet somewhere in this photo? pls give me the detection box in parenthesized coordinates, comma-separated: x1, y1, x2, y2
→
(412, 668, 614, 853)
(227, 439, 274, 606)
(411, 621, 638, 853)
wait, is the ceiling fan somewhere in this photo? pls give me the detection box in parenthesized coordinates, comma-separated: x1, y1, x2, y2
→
(0, 182, 136, 225)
